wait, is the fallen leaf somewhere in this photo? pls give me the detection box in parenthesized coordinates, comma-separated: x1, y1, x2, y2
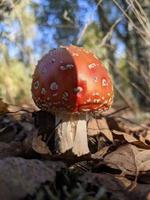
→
(104, 144, 150, 176)
(88, 117, 113, 142)
(91, 146, 110, 159)
(80, 173, 134, 200)
(113, 130, 139, 143)
(32, 131, 51, 155)
(113, 130, 150, 149)
(116, 175, 150, 199)
(0, 99, 8, 114)
(106, 117, 125, 131)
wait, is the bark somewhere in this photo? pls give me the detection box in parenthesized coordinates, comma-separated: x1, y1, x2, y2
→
(95, 1, 121, 84)
(126, 0, 150, 109)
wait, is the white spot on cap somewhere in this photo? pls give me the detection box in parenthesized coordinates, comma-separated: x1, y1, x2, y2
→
(102, 78, 108, 86)
(107, 93, 111, 96)
(88, 63, 96, 69)
(41, 103, 48, 109)
(60, 65, 65, 70)
(50, 82, 58, 91)
(104, 100, 108, 104)
(86, 98, 91, 103)
(108, 97, 112, 103)
(52, 93, 58, 96)
(102, 96, 105, 100)
(62, 92, 69, 101)
(93, 99, 100, 103)
(53, 101, 60, 105)
(66, 64, 74, 69)
(94, 55, 98, 60)
(51, 58, 56, 63)
(72, 53, 79, 56)
(83, 49, 90, 54)
(74, 86, 83, 93)
(60, 64, 74, 70)
(93, 77, 98, 83)
(93, 92, 100, 96)
(82, 108, 90, 112)
(33, 80, 40, 90)
(103, 107, 109, 111)
(41, 88, 47, 95)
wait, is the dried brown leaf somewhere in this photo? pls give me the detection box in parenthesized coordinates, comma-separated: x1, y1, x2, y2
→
(0, 99, 8, 114)
(116, 176, 150, 199)
(80, 173, 133, 200)
(106, 117, 125, 131)
(113, 130, 139, 143)
(91, 146, 110, 159)
(104, 144, 150, 176)
(81, 172, 150, 200)
(32, 131, 51, 155)
(113, 130, 150, 149)
(88, 117, 113, 142)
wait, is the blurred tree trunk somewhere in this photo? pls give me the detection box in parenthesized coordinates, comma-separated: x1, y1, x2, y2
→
(95, 1, 121, 83)
(126, 0, 150, 109)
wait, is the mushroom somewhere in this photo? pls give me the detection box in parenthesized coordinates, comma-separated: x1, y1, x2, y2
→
(31, 45, 113, 156)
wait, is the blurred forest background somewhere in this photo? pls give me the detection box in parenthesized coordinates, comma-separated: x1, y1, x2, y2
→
(0, 0, 150, 112)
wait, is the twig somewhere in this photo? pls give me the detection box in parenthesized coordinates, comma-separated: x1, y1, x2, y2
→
(99, 4, 131, 48)
(126, 0, 150, 36)
(76, 0, 103, 45)
(106, 106, 129, 117)
(113, 0, 150, 43)
(114, 84, 134, 110)
(116, 116, 150, 130)
(99, 18, 122, 47)
(116, 67, 150, 103)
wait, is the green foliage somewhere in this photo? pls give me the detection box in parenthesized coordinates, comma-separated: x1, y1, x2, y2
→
(0, 60, 32, 104)
(0, 0, 36, 104)
(82, 23, 108, 67)
(83, 23, 105, 56)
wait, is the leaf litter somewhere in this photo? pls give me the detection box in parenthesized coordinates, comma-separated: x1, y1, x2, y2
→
(0, 103, 150, 199)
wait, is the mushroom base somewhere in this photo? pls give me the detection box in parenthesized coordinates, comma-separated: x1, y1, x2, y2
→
(55, 112, 90, 156)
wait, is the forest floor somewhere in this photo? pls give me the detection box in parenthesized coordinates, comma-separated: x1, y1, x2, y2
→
(0, 99, 150, 200)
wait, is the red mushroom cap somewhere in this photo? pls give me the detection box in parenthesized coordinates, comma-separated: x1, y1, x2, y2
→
(31, 45, 113, 113)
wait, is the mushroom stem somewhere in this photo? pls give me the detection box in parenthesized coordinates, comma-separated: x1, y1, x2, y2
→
(55, 112, 90, 156)
(72, 113, 90, 156)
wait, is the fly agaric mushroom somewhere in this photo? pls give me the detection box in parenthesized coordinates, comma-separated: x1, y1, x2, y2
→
(31, 45, 113, 156)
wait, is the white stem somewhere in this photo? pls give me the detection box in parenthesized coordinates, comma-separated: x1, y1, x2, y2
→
(55, 112, 75, 153)
(72, 113, 90, 156)
(55, 112, 89, 156)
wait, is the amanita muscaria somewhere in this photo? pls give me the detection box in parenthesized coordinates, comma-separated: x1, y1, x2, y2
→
(31, 45, 113, 156)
